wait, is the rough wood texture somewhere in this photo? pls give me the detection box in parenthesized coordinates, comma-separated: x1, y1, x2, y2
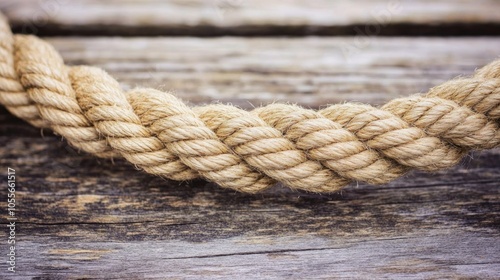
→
(0, 36, 499, 278)
(2, 0, 500, 36)
(45, 37, 500, 109)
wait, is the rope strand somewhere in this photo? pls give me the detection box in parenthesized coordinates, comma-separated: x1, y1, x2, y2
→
(0, 13, 498, 193)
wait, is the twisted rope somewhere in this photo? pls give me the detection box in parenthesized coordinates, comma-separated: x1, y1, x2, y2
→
(0, 14, 498, 193)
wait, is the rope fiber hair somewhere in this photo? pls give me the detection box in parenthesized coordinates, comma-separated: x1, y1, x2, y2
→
(0, 13, 499, 193)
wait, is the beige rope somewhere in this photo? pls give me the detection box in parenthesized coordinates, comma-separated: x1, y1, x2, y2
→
(0, 13, 498, 193)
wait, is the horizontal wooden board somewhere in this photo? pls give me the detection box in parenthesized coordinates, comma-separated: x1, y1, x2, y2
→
(0, 136, 498, 278)
(1, 0, 500, 36)
(51, 37, 500, 109)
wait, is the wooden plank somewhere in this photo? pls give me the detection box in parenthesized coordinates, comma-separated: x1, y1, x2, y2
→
(0, 136, 498, 278)
(46, 37, 500, 109)
(1, 0, 500, 36)
(0, 37, 499, 278)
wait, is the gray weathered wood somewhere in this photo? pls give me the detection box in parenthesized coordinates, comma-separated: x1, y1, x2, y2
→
(0, 134, 499, 278)
(0, 37, 499, 278)
(2, 0, 500, 36)
(47, 37, 500, 109)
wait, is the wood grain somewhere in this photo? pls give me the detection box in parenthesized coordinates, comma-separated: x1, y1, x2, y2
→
(0, 133, 499, 278)
(44, 37, 500, 109)
(0, 35, 499, 278)
(2, 0, 500, 36)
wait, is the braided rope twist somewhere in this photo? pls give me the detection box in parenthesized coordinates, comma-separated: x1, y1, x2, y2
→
(0, 14, 498, 193)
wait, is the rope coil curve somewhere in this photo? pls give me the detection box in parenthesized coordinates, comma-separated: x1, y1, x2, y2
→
(0, 13, 498, 193)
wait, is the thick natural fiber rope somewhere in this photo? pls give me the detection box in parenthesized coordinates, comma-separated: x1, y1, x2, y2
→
(0, 14, 499, 193)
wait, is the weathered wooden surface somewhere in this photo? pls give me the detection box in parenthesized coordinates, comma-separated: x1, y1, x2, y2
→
(0, 35, 499, 278)
(45, 37, 500, 108)
(2, 0, 500, 36)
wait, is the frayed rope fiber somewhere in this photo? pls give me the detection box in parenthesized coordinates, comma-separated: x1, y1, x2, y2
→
(0, 14, 499, 193)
